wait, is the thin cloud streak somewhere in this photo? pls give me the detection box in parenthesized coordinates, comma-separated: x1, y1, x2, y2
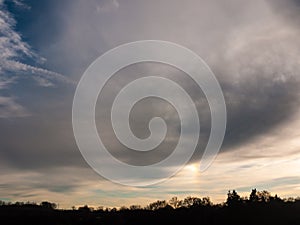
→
(0, 0, 72, 87)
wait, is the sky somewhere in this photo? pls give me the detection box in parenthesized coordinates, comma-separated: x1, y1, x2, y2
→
(1, 0, 300, 208)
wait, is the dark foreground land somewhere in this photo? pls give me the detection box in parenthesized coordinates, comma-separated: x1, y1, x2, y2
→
(1, 189, 300, 225)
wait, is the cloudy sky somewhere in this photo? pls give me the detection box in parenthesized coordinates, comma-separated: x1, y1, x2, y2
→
(1, 0, 300, 208)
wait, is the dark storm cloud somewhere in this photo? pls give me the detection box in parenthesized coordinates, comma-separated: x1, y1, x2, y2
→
(217, 30, 300, 150)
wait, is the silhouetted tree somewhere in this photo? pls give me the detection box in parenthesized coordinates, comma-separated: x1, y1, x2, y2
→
(2, 190, 300, 225)
(227, 190, 241, 206)
(129, 205, 141, 210)
(249, 189, 272, 203)
(258, 190, 271, 203)
(110, 207, 117, 212)
(40, 201, 57, 209)
(201, 197, 212, 206)
(147, 200, 167, 210)
(96, 206, 104, 212)
(180, 196, 194, 208)
(78, 205, 92, 212)
(249, 188, 259, 203)
(119, 206, 128, 211)
(169, 196, 180, 209)
(284, 197, 295, 203)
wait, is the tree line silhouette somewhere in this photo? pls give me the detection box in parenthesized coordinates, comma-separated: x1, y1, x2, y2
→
(1, 189, 300, 225)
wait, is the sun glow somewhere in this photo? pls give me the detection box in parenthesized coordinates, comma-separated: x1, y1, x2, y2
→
(185, 164, 198, 173)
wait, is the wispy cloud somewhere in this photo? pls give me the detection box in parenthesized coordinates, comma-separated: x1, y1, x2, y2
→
(0, 0, 70, 87)
(0, 96, 29, 118)
(11, 0, 31, 10)
(0, 76, 15, 89)
(0, 1, 72, 117)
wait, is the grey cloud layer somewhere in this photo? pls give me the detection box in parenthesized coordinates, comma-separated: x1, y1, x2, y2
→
(1, 0, 300, 185)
